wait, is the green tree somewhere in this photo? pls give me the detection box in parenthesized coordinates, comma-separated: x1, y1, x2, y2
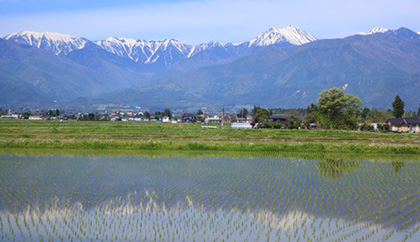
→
(303, 104, 318, 128)
(368, 107, 392, 123)
(88, 113, 95, 120)
(392, 95, 404, 118)
(405, 111, 416, 118)
(253, 108, 270, 123)
(361, 107, 370, 120)
(317, 87, 362, 129)
(79, 113, 96, 121)
(303, 113, 315, 128)
(196, 110, 203, 115)
(162, 108, 172, 119)
(370, 107, 378, 121)
(417, 107, 420, 118)
(251, 105, 260, 118)
(239, 108, 248, 116)
(144, 111, 151, 119)
(285, 109, 302, 126)
(21, 112, 31, 119)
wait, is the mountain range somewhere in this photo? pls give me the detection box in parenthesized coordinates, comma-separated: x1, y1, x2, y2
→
(1, 26, 420, 111)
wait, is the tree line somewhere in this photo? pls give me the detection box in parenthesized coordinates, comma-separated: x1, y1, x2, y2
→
(253, 88, 420, 130)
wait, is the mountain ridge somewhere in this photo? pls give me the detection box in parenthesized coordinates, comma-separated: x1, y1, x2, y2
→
(5, 26, 317, 68)
(1, 26, 420, 111)
(99, 27, 420, 110)
(5, 31, 88, 56)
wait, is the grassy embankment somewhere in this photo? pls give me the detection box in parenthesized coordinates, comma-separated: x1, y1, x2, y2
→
(0, 119, 419, 154)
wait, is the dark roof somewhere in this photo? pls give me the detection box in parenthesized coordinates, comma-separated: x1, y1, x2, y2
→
(387, 118, 420, 125)
(405, 118, 420, 124)
(61, 113, 75, 118)
(182, 113, 196, 118)
(271, 114, 291, 119)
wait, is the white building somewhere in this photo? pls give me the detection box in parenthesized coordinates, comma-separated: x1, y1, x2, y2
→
(162, 116, 171, 123)
(205, 115, 222, 124)
(29, 115, 43, 120)
(231, 122, 253, 129)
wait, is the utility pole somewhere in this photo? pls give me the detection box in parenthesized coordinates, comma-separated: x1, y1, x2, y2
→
(221, 103, 225, 129)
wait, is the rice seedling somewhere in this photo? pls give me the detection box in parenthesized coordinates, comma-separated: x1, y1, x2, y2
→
(0, 152, 419, 241)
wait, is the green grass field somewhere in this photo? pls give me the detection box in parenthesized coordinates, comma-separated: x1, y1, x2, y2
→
(0, 119, 419, 154)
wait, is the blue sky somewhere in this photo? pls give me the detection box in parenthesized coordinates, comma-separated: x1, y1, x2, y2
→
(1, 0, 419, 44)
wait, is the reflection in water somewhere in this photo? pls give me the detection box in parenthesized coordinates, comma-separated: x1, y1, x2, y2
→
(0, 154, 419, 241)
(316, 158, 361, 180)
(392, 161, 404, 173)
(0, 195, 407, 242)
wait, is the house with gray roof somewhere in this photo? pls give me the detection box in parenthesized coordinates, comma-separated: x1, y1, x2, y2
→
(385, 118, 420, 133)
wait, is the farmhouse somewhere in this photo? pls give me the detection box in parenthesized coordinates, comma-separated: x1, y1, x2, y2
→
(11, 113, 21, 119)
(0, 115, 13, 119)
(236, 114, 247, 123)
(269, 114, 291, 125)
(205, 115, 222, 124)
(60, 113, 75, 120)
(182, 113, 197, 123)
(162, 116, 171, 123)
(28, 115, 43, 120)
(385, 118, 420, 133)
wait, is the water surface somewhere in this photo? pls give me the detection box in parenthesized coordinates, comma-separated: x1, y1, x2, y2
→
(0, 153, 419, 241)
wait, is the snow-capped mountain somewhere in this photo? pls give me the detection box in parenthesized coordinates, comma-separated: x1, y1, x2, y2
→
(4, 26, 316, 67)
(248, 25, 316, 47)
(358, 27, 420, 41)
(5, 31, 88, 56)
(358, 27, 389, 35)
(2, 26, 420, 110)
(387, 27, 420, 40)
(187, 40, 225, 58)
(95, 38, 192, 65)
(94, 26, 316, 64)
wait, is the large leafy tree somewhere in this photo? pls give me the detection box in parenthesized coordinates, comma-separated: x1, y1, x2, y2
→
(285, 109, 303, 125)
(164, 108, 172, 118)
(144, 111, 151, 119)
(392, 95, 404, 118)
(361, 107, 370, 120)
(317, 87, 362, 129)
(253, 108, 270, 123)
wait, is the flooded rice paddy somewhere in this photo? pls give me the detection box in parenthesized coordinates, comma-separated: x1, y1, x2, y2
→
(0, 153, 419, 241)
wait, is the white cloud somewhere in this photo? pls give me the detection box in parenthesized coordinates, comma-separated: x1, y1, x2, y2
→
(1, 0, 419, 44)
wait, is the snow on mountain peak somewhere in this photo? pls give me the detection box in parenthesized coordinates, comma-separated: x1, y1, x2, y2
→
(248, 25, 316, 47)
(95, 37, 193, 64)
(4, 26, 317, 66)
(358, 27, 389, 35)
(187, 40, 225, 58)
(5, 31, 87, 55)
(6, 31, 78, 42)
